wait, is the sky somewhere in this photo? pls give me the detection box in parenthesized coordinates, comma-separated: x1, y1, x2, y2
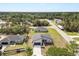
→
(0, 3, 79, 12)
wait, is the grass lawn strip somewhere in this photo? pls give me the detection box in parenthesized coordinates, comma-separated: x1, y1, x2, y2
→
(48, 28, 67, 48)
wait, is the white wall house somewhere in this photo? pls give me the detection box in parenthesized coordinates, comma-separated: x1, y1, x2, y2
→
(57, 25, 64, 30)
(54, 19, 62, 24)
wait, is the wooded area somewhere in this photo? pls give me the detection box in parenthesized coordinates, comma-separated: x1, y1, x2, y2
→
(0, 12, 79, 32)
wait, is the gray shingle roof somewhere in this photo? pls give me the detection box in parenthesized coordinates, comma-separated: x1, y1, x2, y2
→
(35, 27, 48, 32)
(32, 33, 52, 43)
(0, 35, 26, 44)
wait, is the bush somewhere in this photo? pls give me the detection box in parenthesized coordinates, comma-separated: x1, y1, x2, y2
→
(26, 47, 33, 56)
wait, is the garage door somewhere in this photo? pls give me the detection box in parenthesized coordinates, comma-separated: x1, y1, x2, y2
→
(1, 42, 8, 45)
(34, 43, 41, 46)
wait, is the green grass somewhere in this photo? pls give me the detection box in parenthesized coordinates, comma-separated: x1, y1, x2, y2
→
(31, 30, 36, 35)
(48, 28, 67, 48)
(66, 32, 79, 36)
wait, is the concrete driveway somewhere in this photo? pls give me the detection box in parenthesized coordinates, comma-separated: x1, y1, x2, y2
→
(32, 46, 42, 56)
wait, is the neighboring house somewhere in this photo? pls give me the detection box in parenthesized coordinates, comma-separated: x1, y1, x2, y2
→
(35, 27, 48, 32)
(54, 19, 64, 30)
(25, 20, 33, 26)
(32, 33, 53, 46)
(57, 25, 64, 30)
(0, 35, 26, 45)
(54, 18, 62, 24)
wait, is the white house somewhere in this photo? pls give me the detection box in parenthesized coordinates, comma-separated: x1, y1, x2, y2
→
(54, 18, 62, 24)
(57, 25, 64, 30)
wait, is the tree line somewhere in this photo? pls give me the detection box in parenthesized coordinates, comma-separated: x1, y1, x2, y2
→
(0, 12, 79, 32)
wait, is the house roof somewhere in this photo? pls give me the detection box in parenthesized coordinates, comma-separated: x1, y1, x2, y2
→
(32, 33, 52, 43)
(0, 35, 26, 43)
(35, 27, 48, 32)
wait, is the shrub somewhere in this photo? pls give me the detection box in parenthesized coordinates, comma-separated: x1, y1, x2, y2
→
(26, 47, 33, 56)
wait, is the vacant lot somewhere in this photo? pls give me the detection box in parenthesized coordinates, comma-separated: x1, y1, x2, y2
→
(48, 28, 67, 48)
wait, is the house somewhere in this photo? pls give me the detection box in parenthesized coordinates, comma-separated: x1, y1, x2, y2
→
(35, 27, 48, 32)
(0, 35, 26, 45)
(54, 18, 62, 24)
(32, 33, 53, 46)
(57, 25, 64, 30)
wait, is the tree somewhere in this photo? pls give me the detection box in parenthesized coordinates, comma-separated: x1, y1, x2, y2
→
(33, 20, 49, 26)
